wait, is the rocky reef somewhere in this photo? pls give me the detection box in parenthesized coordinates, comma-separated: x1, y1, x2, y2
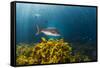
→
(16, 37, 90, 65)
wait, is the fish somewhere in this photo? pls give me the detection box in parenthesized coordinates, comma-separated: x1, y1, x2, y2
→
(36, 25, 60, 36)
(33, 13, 41, 18)
(35, 14, 41, 17)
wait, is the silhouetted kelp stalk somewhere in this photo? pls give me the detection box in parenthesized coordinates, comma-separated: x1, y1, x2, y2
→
(16, 37, 90, 65)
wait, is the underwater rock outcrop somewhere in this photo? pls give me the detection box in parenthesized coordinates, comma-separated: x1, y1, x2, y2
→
(16, 37, 90, 65)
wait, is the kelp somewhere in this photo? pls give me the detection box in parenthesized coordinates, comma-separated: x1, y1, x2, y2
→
(16, 37, 90, 65)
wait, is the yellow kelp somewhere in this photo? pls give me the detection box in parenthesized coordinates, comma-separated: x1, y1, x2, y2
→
(16, 37, 90, 65)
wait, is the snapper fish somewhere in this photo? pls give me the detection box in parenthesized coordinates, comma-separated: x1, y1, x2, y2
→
(36, 25, 60, 36)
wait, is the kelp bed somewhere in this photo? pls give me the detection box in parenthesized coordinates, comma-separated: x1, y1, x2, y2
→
(16, 37, 90, 65)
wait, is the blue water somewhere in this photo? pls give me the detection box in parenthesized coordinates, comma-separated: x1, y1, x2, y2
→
(16, 3, 96, 44)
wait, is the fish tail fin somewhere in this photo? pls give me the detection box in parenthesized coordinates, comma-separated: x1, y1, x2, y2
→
(36, 24, 40, 35)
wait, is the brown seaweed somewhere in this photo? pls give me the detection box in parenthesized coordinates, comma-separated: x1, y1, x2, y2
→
(16, 37, 90, 65)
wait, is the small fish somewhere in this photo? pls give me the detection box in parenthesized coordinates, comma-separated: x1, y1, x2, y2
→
(34, 13, 41, 18)
(33, 13, 41, 18)
(36, 25, 60, 36)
